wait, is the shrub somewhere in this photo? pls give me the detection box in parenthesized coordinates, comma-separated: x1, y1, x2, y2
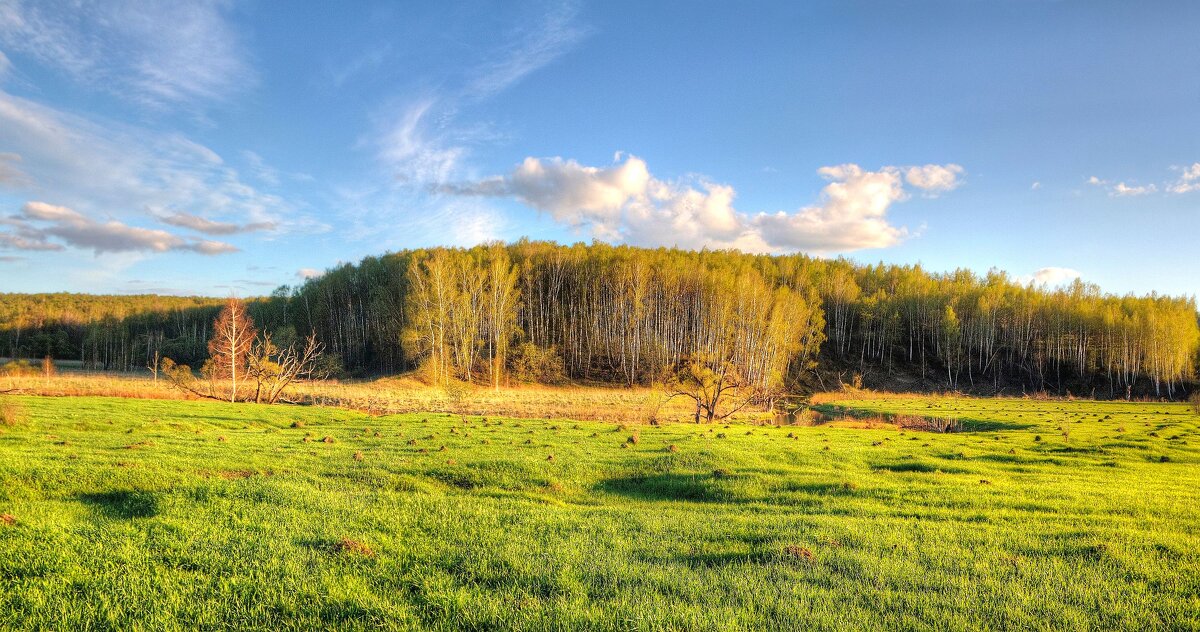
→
(1189, 392, 1200, 415)
(0, 360, 37, 377)
(508, 343, 568, 385)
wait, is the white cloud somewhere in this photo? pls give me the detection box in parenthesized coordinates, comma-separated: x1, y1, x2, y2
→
(353, 4, 587, 250)
(1, 201, 237, 255)
(463, 1, 588, 100)
(441, 155, 962, 254)
(1031, 181, 1041, 190)
(1087, 164, 1200, 196)
(1087, 175, 1156, 197)
(1168, 163, 1200, 194)
(378, 97, 470, 186)
(0, 0, 252, 108)
(903, 163, 964, 193)
(753, 164, 910, 252)
(1112, 182, 1156, 196)
(1017, 267, 1082, 287)
(0, 90, 299, 235)
(158, 212, 276, 236)
(296, 268, 322, 280)
(0, 152, 28, 186)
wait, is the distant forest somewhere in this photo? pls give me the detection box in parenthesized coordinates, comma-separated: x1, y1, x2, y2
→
(2, 241, 1197, 398)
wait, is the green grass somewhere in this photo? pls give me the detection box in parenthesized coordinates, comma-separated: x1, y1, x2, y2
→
(1, 394, 1198, 630)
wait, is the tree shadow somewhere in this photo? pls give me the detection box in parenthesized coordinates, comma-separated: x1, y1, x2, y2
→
(873, 460, 970, 474)
(681, 550, 774, 567)
(811, 405, 1035, 432)
(595, 472, 741, 503)
(78, 490, 160, 519)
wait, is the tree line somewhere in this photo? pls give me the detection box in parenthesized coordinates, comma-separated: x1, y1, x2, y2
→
(2, 240, 1197, 398)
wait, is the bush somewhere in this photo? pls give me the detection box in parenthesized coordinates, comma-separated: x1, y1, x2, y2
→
(1189, 392, 1200, 415)
(0, 360, 37, 377)
(508, 343, 568, 385)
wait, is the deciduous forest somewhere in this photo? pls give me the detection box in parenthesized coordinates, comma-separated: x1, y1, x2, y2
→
(2, 241, 1197, 397)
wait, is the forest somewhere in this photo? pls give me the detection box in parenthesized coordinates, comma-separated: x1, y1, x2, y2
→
(2, 240, 1198, 398)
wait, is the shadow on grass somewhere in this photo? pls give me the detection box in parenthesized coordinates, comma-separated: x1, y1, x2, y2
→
(596, 472, 741, 503)
(780, 481, 861, 496)
(78, 490, 160, 519)
(873, 461, 971, 474)
(811, 405, 1036, 432)
(682, 550, 774, 567)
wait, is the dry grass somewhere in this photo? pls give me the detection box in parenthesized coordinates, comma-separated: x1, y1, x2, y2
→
(784, 545, 815, 561)
(2, 373, 770, 423)
(0, 398, 25, 427)
(333, 538, 375, 558)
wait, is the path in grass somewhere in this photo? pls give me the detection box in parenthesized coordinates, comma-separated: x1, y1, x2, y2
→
(1, 394, 1198, 630)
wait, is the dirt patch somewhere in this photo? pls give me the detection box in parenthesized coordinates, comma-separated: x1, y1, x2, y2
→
(0, 513, 15, 526)
(784, 545, 815, 561)
(333, 537, 375, 557)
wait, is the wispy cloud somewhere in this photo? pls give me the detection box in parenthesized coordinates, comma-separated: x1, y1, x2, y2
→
(158, 212, 276, 236)
(0, 152, 29, 186)
(0, 0, 253, 108)
(351, 2, 588, 249)
(440, 154, 963, 254)
(463, 1, 588, 100)
(326, 43, 393, 88)
(0, 90, 302, 237)
(1, 201, 237, 255)
(373, 2, 588, 187)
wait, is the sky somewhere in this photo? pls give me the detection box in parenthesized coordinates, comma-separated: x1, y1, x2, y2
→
(0, 0, 1198, 298)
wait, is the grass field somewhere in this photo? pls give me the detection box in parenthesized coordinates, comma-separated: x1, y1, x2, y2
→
(1, 393, 1198, 630)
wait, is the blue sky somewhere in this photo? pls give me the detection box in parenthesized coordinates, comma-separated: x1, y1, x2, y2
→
(0, 0, 1197, 298)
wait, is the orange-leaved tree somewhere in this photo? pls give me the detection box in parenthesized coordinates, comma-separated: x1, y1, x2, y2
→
(206, 297, 257, 402)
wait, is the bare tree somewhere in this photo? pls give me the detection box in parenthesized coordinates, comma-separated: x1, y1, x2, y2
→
(666, 355, 757, 424)
(207, 298, 257, 402)
(246, 332, 328, 404)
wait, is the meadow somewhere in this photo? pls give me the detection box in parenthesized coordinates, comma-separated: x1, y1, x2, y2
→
(1, 392, 1198, 630)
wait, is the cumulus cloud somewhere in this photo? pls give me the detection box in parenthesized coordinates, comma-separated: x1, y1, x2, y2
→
(1168, 163, 1200, 194)
(439, 155, 962, 254)
(1087, 175, 1156, 196)
(1018, 267, 1082, 287)
(158, 212, 276, 235)
(1112, 182, 1156, 196)
(1087, 164, 1200, 196)
(0, 201, 237, 255)
(903, 163, 964, 193)
(296, 268, 322, 280)
(0, 0, 252, 108)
